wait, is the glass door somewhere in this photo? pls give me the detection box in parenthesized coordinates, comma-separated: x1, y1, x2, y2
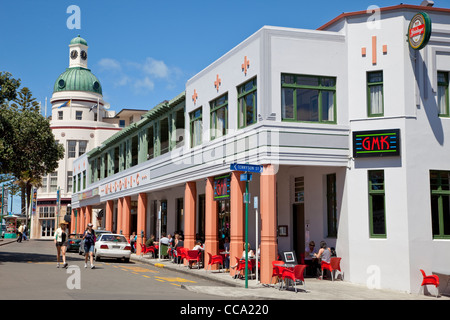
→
(41, 219, 55, 237)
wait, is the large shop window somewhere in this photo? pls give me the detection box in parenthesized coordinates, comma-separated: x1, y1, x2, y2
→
(430, 171, 450, 239)
(190, 107, 203, 148)
(368, 170, 386, 238)
(367, 71, 384, 117)
(281, 74, 336, 123)
(210, 94, 228, 140)
(438, 72, 449, 117)
(238, 78, 257, 128)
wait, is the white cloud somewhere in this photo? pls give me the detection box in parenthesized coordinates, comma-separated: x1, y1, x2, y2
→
(133, 76, 154, 93)
(98, 58, 121, 72)
(143, 57, 169, 79)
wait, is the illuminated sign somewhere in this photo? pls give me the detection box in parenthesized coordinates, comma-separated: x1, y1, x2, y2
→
(214, 174, 231, 200)
(408, 12, 431, 50)
(353, 129, 400, 158)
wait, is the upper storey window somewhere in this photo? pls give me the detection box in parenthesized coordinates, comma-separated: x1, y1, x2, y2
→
(238, 78, 257, 128)
(210, 93, 228, 140)
(367, 71, 384, 117)
(438, 72, 449, 117)
(281, 74, 336, 123)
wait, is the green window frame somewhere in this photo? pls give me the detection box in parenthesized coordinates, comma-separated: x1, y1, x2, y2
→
(368, 170, 386, 238)
(438, 72, 449, 117)
(237, 78, 257, 128)
(281, 74, 336, 123)
(367, 71, 384, 117)
(430, 170, 450, 239)
(327, 173, 338, 238)
(210, 93, 228, 140)
(190, 107, 203, 148)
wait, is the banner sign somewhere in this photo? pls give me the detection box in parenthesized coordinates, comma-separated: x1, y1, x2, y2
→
(408, 12, 431, 50)
(99, 168, 150, 196)
(353, 129, 400, 158)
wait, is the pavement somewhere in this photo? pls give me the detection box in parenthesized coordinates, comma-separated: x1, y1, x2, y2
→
(130, 252, 450, 300)
(1, 238, 446, 300)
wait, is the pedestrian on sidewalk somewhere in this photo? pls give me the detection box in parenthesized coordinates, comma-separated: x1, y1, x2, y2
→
(54, 222, 69, 268)
(83, 223, 96, 269)
(16, 224, 24, 243)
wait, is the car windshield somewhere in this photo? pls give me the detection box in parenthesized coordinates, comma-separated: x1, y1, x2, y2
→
(101, 235, 127, 243)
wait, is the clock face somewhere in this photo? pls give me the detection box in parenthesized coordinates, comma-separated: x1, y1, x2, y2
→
(81, 50, 87, 60)
(70, 50, 78, 60)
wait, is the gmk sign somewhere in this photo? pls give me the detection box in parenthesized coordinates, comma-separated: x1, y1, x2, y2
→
(408, 12, 431, 50)
(353, 129, 400, 158)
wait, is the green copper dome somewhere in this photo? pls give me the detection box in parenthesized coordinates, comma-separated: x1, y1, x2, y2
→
(53, 67, 102, 95)
(70, 35, 88, 46)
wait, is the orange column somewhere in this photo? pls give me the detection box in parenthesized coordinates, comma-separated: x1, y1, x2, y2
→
(230, 171, 245, 277)
(260, 164, 277, 284)
(184, 181, 197, 251)
(70, 208, 76, 233)
(136, 193, 147, 255)
(117, 198, 123, 235)
(105, 200, 114, 232)
(205, 177, 219, 269)
(78, 207, 85, 234)
(85, 206, 92, 227)
(123, 196, 131, 240)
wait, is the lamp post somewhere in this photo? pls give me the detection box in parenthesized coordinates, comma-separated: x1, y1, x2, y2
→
(67, 204, 72, 232)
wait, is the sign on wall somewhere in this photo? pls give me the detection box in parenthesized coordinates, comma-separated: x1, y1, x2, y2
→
(353, 129, 400, 158)
(408, 12, 432, 50)
(99, 168, 151, 196)
(214, 174, 231, 200)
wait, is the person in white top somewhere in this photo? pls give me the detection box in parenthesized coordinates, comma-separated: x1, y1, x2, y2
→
(54, 222, 68, 268)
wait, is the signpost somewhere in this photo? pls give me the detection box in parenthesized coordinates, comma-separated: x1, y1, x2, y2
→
(230, 163, 263, 288)
(408, 12, 431, 51)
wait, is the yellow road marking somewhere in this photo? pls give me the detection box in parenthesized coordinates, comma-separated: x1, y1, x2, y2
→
(154, 276, 196, 284)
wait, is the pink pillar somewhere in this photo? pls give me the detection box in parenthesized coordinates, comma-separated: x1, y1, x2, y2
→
(78, 207, 85, 233)
(105, 200, 114, 232)
(85, 205, 92, 227)
(123, 196, 131, 240)
(184, 181, 197, 251)
(70, 208, 76, 234)
(205, 177, 219, 269)
(136, 193, 147, 255)
(117, 198, 123, 235)
(260, 164, 277, 284)
(230, 171, 245, 277)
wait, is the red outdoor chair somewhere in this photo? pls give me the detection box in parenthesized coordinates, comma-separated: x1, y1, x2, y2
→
(281, 264, 307, 293)
(238, 259, 253, 279)
(420, 269, 439, 297)
(271, 260, 285, 288)
(321, 257, 343, 281)
(139, 243, 156, 258)
(206, 252, 223, 272)
(176, 247, 187, 265)
(187, 250, 202, 269)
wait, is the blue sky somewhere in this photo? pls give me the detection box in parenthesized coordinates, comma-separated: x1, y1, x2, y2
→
(3, 0, 447, 115)
(1, 0, 449, 212)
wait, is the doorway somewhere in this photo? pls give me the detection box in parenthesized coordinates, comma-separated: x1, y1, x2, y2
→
(293, 203, 305, 263)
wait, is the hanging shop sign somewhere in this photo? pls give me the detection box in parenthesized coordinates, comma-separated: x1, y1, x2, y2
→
(214, 174, 231, 200)
(353, 129, 400, 158)
(408, 12, 432, 50)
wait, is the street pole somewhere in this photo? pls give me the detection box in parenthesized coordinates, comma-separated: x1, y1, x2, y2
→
(244, 174, 249, 289)
(255, 196, 259, 284)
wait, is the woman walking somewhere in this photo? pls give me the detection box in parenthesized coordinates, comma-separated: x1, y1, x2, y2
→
(83, 223, 96, 269)
(54, 222, 69, 268)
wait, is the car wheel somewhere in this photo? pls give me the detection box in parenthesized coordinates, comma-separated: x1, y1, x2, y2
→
(124, 258, 130, 263)
(95, 251, 100, 261)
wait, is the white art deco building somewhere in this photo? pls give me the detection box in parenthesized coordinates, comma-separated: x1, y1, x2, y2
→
(30, 35, 146, 239)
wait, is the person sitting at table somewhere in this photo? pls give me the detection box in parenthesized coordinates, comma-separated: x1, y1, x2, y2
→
(241, 243, 255, 259)
(314, 241, 332, 279)
(193, 240, 204, 251)
(223, 237, 230, 270)
(305, 241, 319, 277)
(173, 235, 184, 264)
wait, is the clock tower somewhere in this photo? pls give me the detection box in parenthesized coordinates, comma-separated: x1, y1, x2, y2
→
(69, 34, 88, 69)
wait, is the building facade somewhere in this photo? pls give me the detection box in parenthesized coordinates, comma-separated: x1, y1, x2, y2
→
(31, 36, 146, 239)
(71, 4, 450, 294)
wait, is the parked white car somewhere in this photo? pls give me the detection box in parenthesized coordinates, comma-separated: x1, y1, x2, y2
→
(94, 234, 131, 262)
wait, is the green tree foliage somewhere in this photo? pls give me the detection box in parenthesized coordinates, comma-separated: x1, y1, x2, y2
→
(0, 72, 64, 213)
